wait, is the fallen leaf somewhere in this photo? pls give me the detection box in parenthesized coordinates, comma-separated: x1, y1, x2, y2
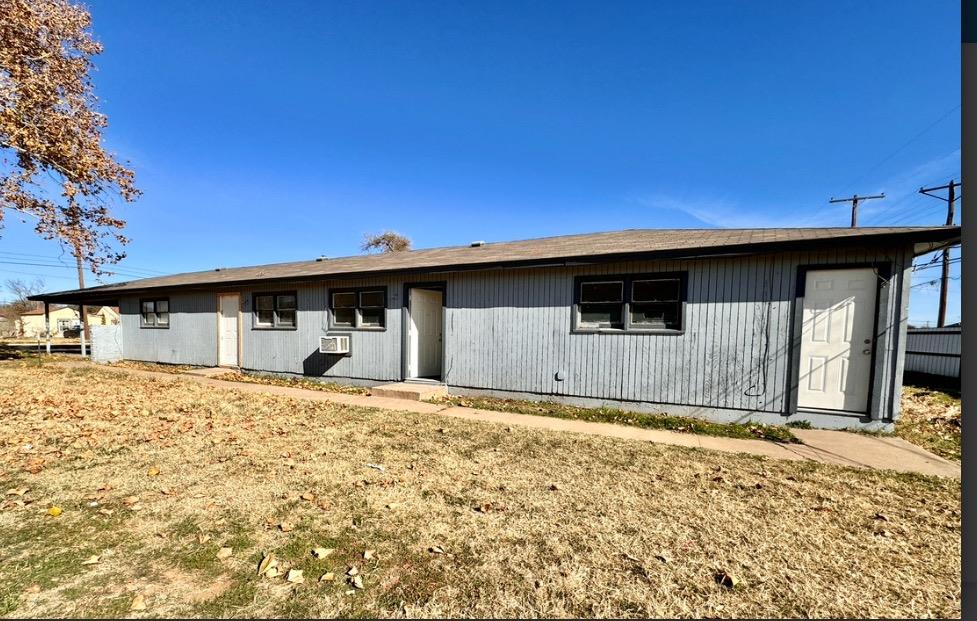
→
(429, 545, 445, 554)
(47, 506, 62, 517)
(300, 491, 315, 501)
(312, 547, 334, 559)
(147, 466, 160, 477)
(874, 512, 890, 521)
(347, 566, 359, 576)
(286, 569, 305, 584)
(365, 463, 385, 472)
(257, 553, 275, 575)
(130, 594, 147, 611)
(81, 555, 100, 565)
(319, 572, 335, 582)
(363, 549, 375, 560)
(6, 487, 28, 496)
(714, 571, 742, 589)
(279, 521, 294, 532)
(25, 584, 41, 594)
(217, 547, 233, 560)
(351, 575, 364, 589)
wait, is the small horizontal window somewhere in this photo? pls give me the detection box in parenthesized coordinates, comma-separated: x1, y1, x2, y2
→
(254, 292, 298, 329)
(140, 298, 169, 328)
(574, 273, 686, 333)
(330, 287, 386, 329)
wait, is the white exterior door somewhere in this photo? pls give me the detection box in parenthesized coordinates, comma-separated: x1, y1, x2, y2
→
(408, 288, 443, 379)
(797, 268, 877, 412)
(218, 293, 239, 367)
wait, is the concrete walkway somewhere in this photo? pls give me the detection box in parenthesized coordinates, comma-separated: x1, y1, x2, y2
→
(67, 362, 960, 479)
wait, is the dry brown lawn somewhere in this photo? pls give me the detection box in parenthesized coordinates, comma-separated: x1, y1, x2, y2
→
(0, 359, 961, 618)
(897, 385, 961, 461)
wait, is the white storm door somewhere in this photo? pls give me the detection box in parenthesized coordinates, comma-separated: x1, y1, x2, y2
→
(408, 288, 443, 379)
(797, 268, 877, 412)
(218, 293, 240, 367)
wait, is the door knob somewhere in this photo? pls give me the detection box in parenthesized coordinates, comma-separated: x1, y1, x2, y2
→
(862, 348, 871, 355)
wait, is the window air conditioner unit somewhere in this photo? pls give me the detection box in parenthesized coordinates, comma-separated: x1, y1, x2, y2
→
(320, 335, 350, 355)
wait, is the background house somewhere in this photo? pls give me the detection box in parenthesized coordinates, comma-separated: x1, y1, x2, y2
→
(16, 305, 119, 338)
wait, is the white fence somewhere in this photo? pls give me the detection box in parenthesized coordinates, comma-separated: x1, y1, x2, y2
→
(904, 327, 960, 378)
(90, 324, 123, 363)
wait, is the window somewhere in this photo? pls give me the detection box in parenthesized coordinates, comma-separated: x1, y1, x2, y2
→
(140, 298, 169, 328)
(574, 273, 685, 333)
(330, 287, 386, 329)
(253, 292, 297, 329)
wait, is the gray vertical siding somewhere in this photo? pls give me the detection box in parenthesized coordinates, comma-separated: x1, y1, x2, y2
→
(120, 292, 218, 366)
(117, 243, 915, 422)
(904, 328, 961, 377)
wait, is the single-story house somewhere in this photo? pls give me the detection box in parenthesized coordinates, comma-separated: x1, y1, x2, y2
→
(18, 305, 120, 337)
(30, 226, 959, 430)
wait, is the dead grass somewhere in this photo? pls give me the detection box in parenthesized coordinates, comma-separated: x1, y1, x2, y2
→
(0, 359, 960, 618)
(107, 360, 202, 374)
(213, 371, 370, 396)
(897, 385, 961, 461)
(435, 394, 801, 444)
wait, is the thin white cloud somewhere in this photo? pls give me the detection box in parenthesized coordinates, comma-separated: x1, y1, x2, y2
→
(633, 148, 961, 230)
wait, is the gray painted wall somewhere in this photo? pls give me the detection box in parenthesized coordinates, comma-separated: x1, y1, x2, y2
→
(117, 244, 914, 424)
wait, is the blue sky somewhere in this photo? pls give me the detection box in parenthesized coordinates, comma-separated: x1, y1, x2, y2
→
(0, 1, 961, 324)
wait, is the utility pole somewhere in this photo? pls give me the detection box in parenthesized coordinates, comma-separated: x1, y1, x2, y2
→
(828, 193, 885, 228)
(72, 243, 88, 357)
(919, 179, 961, 327)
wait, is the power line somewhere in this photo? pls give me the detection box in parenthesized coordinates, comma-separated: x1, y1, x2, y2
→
(0, 260, 150, 280)
(0, 250, 169, 275)
(838, 104, 961, 194)
(918, 179, 960, 327)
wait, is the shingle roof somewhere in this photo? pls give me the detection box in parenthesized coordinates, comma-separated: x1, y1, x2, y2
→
(30, 226, 960, 303)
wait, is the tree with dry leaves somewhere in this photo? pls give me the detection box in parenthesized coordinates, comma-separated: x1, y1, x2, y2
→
(0, 0, 140, 276)
(361, 230, 411, 253)
(0, 277, 43, 335)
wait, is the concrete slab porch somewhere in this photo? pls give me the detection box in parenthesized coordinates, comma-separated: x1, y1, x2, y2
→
(370, 382, 447, 401)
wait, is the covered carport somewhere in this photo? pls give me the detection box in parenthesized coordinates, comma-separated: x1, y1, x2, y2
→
(27, 289, 121, 358)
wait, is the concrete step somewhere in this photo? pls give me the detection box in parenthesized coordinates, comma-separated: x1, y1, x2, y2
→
(370, 382, 447, 401)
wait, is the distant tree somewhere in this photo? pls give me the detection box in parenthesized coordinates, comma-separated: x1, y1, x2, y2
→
(361, 230, 412, 253)
(0, 278, 44, 335)
(0, 0, 140, 275)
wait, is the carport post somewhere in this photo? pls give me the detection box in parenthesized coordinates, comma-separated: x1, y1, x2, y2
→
(44, 302, 51, 355)
(79, 304, 87, 357)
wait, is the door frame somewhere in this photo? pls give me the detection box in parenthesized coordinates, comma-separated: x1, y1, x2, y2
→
(787, 262, 891, 418)
(401, 281, 447, 382)
(216, 292, 242, 368)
